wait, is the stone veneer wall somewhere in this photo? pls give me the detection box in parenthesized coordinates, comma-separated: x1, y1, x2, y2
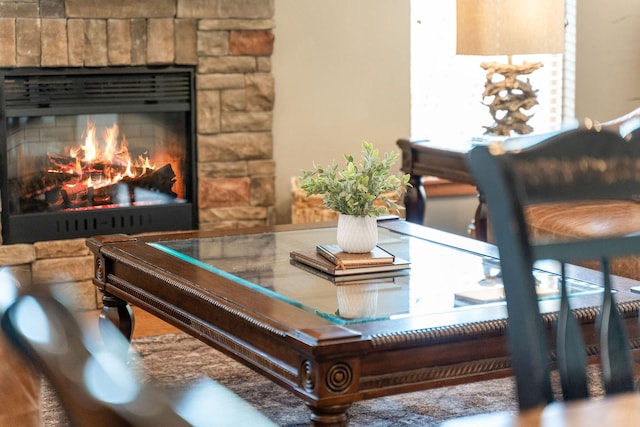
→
(0, 0, 276, 310)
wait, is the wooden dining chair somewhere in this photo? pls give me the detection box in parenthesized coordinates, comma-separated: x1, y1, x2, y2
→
(0, 272, 277, 427)
(465, 127, 640, 411)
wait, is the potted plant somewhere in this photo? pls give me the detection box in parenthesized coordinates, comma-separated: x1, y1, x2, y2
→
(299, 141, 410, 253)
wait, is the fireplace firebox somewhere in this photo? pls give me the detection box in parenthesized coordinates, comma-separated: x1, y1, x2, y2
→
(0, 67, 197, 244)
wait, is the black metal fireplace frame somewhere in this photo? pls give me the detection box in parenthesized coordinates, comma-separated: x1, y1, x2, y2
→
(0, 66, 198, 244)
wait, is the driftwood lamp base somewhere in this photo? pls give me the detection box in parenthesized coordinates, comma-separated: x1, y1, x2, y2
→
(480, 61, 542, 136)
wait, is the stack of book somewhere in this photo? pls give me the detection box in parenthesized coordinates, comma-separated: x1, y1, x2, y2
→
(289, 243, 411, 281)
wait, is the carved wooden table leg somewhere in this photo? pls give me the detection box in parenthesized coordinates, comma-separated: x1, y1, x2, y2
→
(473, 194, 488, 242)
(404, 173, 426, 224)
(99, 291, 135, 341)
(306, 403, 351, 427)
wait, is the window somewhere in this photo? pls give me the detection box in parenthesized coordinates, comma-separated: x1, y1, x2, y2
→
(411, 0, 576, 142)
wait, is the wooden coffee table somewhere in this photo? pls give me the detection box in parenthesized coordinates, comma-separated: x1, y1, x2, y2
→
(87, 220, 640, 426)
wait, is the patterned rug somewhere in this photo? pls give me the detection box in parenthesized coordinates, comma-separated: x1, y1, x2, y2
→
(40, 332, 557, 426)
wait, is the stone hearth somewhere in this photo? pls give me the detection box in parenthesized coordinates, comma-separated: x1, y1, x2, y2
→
(0, 0, 276, 309)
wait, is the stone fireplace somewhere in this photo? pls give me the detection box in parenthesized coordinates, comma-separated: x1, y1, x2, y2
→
(0, 0, 276, 310)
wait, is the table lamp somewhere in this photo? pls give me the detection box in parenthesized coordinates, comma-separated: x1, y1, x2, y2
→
(456, 0, 565, 136)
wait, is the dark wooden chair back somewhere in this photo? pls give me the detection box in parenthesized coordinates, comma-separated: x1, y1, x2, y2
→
(1, 289, 189, 426)
(467, 127, 640, 410)
(0, 274, 276, 427)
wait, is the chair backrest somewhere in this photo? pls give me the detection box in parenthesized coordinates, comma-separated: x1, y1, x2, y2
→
(600, 106, 640, 140)
(0, 270, 277, 427)
(0, 285, 194, 426)
(467, 127, 640, 410)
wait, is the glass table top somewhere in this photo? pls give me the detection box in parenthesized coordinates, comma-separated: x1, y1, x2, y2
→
(149, 226, 602, 325)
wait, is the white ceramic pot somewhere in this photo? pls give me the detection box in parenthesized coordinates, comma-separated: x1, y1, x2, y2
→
(336, 213, 378, 253)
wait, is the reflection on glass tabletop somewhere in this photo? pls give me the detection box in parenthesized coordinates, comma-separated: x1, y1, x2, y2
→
(149, 227, 602, 325)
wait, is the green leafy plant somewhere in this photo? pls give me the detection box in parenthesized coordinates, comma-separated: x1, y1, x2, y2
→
(299, 141, 411, 217)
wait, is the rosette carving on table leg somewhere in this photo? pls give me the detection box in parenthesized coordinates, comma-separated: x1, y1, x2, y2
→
(301, 360, 316, 392)
(326, 362, 353, 393)
(94, 256, 105, 284)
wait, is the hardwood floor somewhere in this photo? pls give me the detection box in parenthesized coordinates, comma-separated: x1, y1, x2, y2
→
(130, 307, 181, 337)
(78, 306, 181, 338)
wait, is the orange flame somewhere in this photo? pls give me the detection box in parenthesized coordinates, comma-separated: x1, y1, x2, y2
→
(65, 119, 155, 188)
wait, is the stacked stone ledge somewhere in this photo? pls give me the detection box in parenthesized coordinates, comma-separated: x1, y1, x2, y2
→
(0, 239, 97, 310)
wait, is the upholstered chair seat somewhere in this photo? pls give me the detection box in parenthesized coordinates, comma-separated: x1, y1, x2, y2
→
(525, 201, 640, 280)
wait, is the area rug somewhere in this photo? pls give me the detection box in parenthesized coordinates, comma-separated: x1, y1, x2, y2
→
(40, 332, 602, 426)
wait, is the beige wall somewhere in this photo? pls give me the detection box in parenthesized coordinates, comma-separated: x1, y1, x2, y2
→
(272, 0, 640, 228)
(272, 0, 411, 224)
(575, 0, 640, 121)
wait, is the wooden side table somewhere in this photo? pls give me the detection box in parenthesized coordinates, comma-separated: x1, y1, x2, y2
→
(396, 138, 488, 241)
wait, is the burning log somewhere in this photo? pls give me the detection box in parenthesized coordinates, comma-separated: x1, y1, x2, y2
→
(47, 153, 81, 173)
(15, 162, 179, 212)
(16, 171, 65, 200)
(48, 153, 125, 181)
(122, 163, 178, 198)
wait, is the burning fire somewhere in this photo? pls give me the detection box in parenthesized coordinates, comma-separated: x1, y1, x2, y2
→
(63, 119, 155, 188)
(41, 119, 178, 210)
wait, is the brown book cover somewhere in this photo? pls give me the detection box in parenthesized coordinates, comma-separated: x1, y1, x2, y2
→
(316, 244, 395, 269)
(290, 257, 410, 284)
(290, 249, 410, 277)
